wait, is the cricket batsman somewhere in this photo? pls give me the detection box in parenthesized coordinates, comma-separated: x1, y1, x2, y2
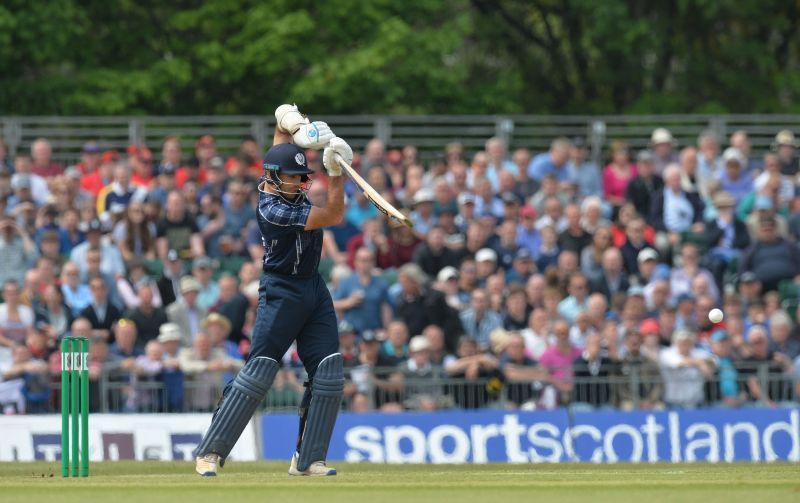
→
(194, 105, 353, 477)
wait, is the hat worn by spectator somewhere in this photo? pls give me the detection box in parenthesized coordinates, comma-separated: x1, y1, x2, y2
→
(774, 129, 797, 148)
(180, 275, 201, 294)
(338, 320, 356, 335)
(627, 285, 645, 297)
(457, 192, 476, 205)
(409, 335, 430, 353)
(127, 144, 153, 162)
(754, 196, 774, 210)
(651, 128, 675, 145)
(435, 201, 458, 217)
(157, 323, 182, 343)
(64, 166, 82, 180)
(722, 147, 745, 167)
(208, 156, 225, 170)
(360, 330, 379, 343)
(514, 248, 533, 261)
(637, 150, 655, 163)
(637, 248, 658, 264)
(712, 191, 736, 209)
(196, 135, 215, 148)
(83, 141, 100, 154)
(739, 271, 759, 284)
(677, 292, 696, 304)
(673, 329, 696, 342)
(520, 205, 536, 218)
(192, 256, 214, 270)
(87, 218, 103, 233)
(412, 188, 435, 206)
(11, 175, 32, 190)
(437, 266, 459, 283)
(202, 312, 231, 332)
(102, 150, 119, 164)
(167, 249, 180, 262)
(501, 192, 520, 205)
(475, 248, 498, 263)
(639, 318, 660, 335)
(711, 329, 729, 343)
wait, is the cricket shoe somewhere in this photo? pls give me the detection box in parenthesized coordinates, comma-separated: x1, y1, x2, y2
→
(288, 452, 337, 476)
(195, 453, 220, 477)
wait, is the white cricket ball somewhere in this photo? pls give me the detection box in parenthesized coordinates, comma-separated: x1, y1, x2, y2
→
(708, 308, 724, 324)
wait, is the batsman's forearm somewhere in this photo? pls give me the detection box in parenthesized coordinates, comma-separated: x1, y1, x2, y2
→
(326, 176, 345, 224)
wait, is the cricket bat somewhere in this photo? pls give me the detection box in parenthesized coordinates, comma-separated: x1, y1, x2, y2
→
(335, 154, 414, 228)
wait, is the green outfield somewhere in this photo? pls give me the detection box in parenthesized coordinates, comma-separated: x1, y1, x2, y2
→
(1, 462, 798, 503)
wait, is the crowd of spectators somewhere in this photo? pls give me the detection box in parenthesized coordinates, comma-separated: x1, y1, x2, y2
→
(1, 126, 800, 414)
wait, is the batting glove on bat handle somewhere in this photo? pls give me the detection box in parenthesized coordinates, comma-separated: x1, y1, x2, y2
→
(324, 137, 353, 177)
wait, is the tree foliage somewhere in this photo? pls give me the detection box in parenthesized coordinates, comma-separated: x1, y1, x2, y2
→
(0, 0, 798, 114)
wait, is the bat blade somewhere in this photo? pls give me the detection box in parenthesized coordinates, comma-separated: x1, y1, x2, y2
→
(335, 155, 413, 228)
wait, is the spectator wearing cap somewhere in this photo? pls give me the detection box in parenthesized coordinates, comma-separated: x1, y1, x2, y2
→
(166, 275, 206, 347)
(650, 164, 705, 248)
(454, 192, 476, 232)
(650, 128, 678, 174)
(80, 150, 117, 196)
(127, 144, 155, 189)
(558, 204, 591, 254)
(79, 276, 122, 342)
(527, 137, 572, 183)
(380, 320, 410, 365)
(203, 313, 244, 377)
(707, 330, 744, 407)
(198, 155, 229, 202)
(743, 190, 789, 241)
(333, 247, 392, 334)
(435, 266, 465, 310)
(739, 215, 800, 292)
(96, 163, 147, 221)
(459, 289, 503, 351)
(625, 150, 664, 218)
(658, 329, 713, 408)
(506, 248, 535, 286)
(614, 330, 663, 410)
(0, 215, 38, 286)
(60, 262, 91, 317)
(602, 140, 637, 208)
(69, 218, 125, 280)
(30, 138, 63, 178)
(11, 155, 48, 206)
(77, 141, 102, 176)
(190, 256, 219, 311)
(156, 249, 183, 306)
(474, 247, 498, 286)
(515, 205, 540, 255)
(412, 226, 460, 278)
(337, 320, 359, 368)
(703, 191, 750, 289)
(534, 225, 560, 273)
(718, 147, 753, 204)
(156, 190, 204, 261)
(729, 130, 760, 173)
(535, 195, 567, 233)
(122, 284, 168, 345)
(773, 129, 798, 176)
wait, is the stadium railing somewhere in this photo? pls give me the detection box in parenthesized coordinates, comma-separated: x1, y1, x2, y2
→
(5, 114, 800, 165)
(15, 361, 798, 415)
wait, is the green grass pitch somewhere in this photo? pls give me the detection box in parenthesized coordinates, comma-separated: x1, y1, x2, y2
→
(2, 461, 798, 503)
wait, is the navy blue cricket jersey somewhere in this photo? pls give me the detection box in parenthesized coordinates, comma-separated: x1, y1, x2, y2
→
(257, 191, 323, 277)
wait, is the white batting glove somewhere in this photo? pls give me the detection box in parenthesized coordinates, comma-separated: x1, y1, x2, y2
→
(274, 104, 308, 134)
(294, 121, 334, 150)
(323, 137, 353, 177)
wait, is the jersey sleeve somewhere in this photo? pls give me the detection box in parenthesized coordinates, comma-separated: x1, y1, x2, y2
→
(258, 197, 311, 232)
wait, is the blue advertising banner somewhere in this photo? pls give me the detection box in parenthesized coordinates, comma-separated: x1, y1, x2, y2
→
(261, 408, 800, 463)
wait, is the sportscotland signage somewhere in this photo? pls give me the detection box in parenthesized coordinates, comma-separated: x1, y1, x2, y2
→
(261, 408, 800, 463)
